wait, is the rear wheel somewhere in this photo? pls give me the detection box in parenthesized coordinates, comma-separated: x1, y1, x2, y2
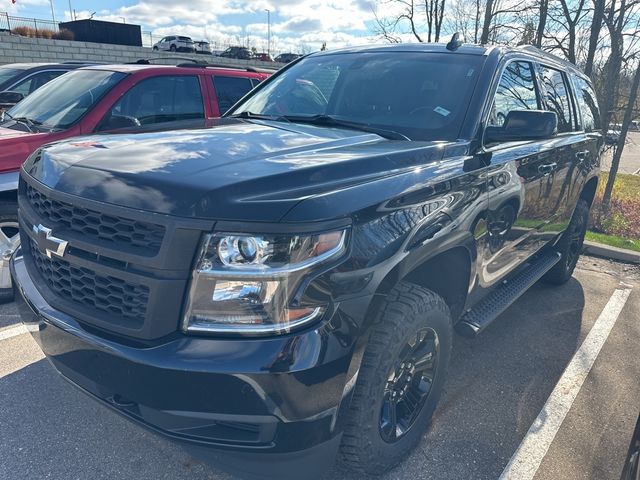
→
(170, 44, 177, 52)
(0, 199, 19, 303)
(339, 282, 452, 475)
(542, 199, 589, 285)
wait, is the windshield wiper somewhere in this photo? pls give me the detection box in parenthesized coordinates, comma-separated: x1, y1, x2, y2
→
(1, 110, 41, 132)
(280, 114, 411, 141)
(228, 111, 290, 123)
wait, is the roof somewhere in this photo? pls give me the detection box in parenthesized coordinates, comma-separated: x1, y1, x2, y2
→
(79, 63, 271, 76)
(308, 41, 590, 80)
(2, 62, 96, 71)
(310, 42, 491, 57)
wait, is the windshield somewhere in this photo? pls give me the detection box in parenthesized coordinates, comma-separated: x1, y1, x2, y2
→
(5, 69, 126, 129)
(0, 67, 24, 87)
(232, 51, 484, 141)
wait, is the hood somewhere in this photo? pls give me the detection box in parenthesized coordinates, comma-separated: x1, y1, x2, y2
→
(0, 125, 40, 140)
(25, 119, 449, 221)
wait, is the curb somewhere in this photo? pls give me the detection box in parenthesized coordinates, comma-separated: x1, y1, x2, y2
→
(583, 240, 640, 264)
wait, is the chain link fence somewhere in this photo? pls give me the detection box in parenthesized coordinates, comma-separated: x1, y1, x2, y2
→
(0, 12, 60, 35)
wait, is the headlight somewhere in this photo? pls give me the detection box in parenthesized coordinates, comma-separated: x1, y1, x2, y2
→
(183, 228, 347, 334)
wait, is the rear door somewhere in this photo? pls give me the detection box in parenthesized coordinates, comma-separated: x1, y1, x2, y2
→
(533, 63, 586, 231)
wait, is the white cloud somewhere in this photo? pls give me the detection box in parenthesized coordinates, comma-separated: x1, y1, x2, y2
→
(51, 1, 379, 54)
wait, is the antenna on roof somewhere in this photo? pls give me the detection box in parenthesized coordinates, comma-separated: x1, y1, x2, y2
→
(446, 32, 464, 51)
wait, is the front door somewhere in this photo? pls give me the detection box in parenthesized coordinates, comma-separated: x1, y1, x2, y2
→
(478, 60, 558, 286)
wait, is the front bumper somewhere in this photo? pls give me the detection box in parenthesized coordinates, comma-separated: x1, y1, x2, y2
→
(12, 249, 370, 476)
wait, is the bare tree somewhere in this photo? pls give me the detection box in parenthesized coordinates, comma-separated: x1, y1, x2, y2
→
(373, 0, 424, 43)
(585, 0, 606, 76)
(373, 0, 448, 43)
(535, 0, 549, 47)
(602, 57, 640, 208)
(425, 0, 447, 41)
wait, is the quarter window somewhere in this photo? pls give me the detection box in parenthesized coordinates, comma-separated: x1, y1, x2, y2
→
(213, 76, 254, 114)
(572, 75, 601, 132)
(539, 66, 573, 133)
(489, 61, 538, 127)
(104, 75, 204, 128)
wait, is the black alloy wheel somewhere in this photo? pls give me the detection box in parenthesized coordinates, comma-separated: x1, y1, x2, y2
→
(379, 328, 440, 443)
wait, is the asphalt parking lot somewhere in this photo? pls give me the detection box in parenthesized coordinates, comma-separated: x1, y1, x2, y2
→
(1, 256, 639, 480)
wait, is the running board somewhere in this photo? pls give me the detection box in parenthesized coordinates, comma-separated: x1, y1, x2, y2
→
(456, 251, 562, 338)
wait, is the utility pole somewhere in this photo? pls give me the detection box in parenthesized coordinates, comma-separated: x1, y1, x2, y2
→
(49, 0, 56, 24)
(265, 9, 271, 56)
(68, 0, 73, 21)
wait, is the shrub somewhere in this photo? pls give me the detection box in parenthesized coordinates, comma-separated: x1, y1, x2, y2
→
(12, 26, 37, 37)
(12, 26, 73, 40)
(590, 196, 640, 239)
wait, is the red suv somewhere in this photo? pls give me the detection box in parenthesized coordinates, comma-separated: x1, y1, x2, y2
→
(0, 63, 270, 298)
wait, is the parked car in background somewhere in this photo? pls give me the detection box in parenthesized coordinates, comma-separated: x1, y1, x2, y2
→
(274, 53, 302, 63)
(219, 46, 253, 60)
(254, 52, 273, 62)
(0, 62, 94, 110)
(152, 36, 195, 53)
(194, 41, 212, 55)
(606, 128, 621, 145)
(0, 63, 269, 300)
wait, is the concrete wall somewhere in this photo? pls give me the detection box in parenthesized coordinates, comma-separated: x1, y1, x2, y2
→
(0, 32, 283, 69)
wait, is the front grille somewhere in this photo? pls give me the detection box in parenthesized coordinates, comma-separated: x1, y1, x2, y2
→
(26, 184, 165, 255)
(28, 238, 149, 324)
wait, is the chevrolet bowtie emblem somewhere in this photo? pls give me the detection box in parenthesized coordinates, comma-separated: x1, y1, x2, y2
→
(33, 224, 68, 259)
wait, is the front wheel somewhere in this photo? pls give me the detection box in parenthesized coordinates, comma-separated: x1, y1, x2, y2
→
(339, 282, 452, 475)
(542, 199, 589, 285)
(170, 44, 177, 52)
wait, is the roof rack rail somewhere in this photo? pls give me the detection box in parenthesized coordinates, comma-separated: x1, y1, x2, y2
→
(62, 60, 107, 65)
(517, 45, 580, 71)
(174, 62, 277, 73)
(128, 57, 207, 65)
(128, 57, 278, 73)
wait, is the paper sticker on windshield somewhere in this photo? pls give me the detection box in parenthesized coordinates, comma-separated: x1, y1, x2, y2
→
(434, 106, 451, 117)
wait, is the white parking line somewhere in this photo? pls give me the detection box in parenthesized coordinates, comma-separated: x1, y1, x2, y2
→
(0, 323, 38, 341)
(499, 284, 633, 480)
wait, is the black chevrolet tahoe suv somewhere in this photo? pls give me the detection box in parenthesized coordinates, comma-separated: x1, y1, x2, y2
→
(11, 39, 602, 479)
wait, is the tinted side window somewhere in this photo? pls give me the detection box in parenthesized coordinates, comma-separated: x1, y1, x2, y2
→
(105, 75, 203, 127)
(572, 75, 601, 132)
(214, 76, 254, 114)
(11, 70, 65, 96)
(489, 61, 538, 127)
(538, 65, 572, 133)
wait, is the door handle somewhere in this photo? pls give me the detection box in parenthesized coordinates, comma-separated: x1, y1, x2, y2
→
(538, 162, 557, 175)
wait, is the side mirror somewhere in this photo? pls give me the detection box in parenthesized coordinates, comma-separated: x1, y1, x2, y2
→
(0, 91, 25, 110)
(98, 115, 141, 131)
(485, 110, 557, 144)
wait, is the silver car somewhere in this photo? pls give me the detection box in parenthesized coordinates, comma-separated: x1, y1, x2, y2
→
(152, 36, 195, 53)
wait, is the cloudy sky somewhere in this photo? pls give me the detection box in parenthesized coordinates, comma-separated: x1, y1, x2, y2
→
(7, 0, 381, 53)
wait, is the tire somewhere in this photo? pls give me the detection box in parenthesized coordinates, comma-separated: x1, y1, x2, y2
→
(339, 282, 452, 475)
(152, 46, 158, 51)
(0, 198, 19, 303)
(170, 44, 177, 52)
(542, 199, 590, 285)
